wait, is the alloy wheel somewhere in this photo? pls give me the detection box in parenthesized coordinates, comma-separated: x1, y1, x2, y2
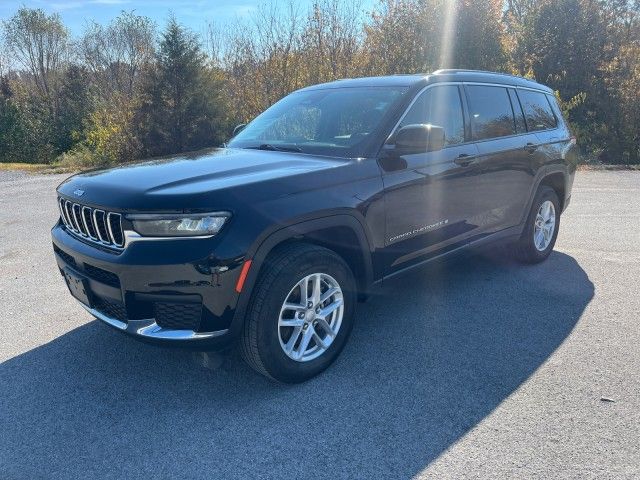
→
(533, 200, 556, 251)
(277, 273, 344, 362)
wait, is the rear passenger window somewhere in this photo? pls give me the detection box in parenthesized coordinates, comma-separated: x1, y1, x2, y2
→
(517, 90, 557, 131)
(466, 86, 516, 140)
(398, 85, 465, 146)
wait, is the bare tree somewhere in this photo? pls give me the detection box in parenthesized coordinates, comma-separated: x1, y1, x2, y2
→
(220, 0, 368, 122)
(80, 11, 156, 98)
(252, 1, 304, 100)
(2, 7, 69, 103)
(363, 0, 444, 75)
(302, 0, 364, 83)
(222, 1, 306, 120)
(205, 21, 226, 68)
(0, 38, 9, 78)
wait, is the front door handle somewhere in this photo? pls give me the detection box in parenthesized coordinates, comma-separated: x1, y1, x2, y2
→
(454, 153, 476, 166)
(524, 142, 539, 153)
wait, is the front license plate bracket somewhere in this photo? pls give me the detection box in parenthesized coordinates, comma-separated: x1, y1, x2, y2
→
(63, 268, 93, 308)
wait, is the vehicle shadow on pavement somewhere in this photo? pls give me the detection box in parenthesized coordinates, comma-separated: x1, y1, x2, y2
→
(0, 251, 594, 479)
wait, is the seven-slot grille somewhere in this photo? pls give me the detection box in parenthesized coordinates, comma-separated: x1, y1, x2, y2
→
(58, 197, 125, 248)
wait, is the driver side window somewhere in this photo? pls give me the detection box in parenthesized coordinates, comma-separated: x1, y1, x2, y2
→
(398, 85, 465, 146)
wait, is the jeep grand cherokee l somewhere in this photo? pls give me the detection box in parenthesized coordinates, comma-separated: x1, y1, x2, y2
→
(52, 69, 577, 383)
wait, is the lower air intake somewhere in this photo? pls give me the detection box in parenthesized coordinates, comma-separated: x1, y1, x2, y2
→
(154, 302, 202, 331)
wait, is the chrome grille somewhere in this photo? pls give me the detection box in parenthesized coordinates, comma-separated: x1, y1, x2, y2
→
(58, 197, 124, 248)
(82, 206, 98, 239)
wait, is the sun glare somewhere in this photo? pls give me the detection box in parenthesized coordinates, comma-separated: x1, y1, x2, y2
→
(438, 0, 459, 69)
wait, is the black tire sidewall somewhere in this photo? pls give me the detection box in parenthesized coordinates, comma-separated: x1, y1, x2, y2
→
(253, 249, 356, 383)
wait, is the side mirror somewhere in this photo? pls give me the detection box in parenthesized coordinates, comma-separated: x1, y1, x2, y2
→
(394, 124, 445, 154)
(232, 123, 247, 137)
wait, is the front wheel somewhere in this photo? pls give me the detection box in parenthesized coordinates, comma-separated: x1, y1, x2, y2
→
(514, 185, 561, 264)
(240, 243, 356, 383)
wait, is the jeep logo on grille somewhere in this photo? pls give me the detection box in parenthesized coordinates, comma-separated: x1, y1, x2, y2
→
(73, 189, 85, 197)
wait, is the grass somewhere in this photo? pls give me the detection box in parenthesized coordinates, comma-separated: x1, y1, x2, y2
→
(0, 162, 76, 174)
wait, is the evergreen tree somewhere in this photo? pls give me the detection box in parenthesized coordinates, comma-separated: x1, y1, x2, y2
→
(0, 76, 50, 163)
(142, 18, 227, 156)
(0, 77, 22, 163)
(55, 65, 92, 153)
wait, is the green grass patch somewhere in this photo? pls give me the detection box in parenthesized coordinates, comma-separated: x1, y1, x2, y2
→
(0, 162, 77, 174)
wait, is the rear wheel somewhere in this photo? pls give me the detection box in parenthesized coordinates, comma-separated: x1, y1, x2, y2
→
(514, 185, 560, 264)
(240, 243, 356, 383)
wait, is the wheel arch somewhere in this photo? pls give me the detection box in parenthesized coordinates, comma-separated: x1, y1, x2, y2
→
(539, 171, 566, 211)
(230, 214, 374, 334)
(520, 166, 568, 227)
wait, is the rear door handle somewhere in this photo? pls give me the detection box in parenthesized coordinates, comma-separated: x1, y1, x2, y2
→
(524, 142, 539, 153)
(454, 153, 476, 166)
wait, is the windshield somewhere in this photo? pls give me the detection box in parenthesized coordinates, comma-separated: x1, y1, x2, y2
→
(228, 86, 408, 157)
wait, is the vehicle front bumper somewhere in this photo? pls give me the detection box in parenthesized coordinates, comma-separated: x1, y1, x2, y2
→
(51, 222, 246, 348)
(80, 303, 231, 341)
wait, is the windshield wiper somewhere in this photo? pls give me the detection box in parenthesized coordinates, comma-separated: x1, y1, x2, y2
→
(248, 143, 303, 153)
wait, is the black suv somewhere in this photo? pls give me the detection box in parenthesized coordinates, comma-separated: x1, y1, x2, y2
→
(52, 69, 577, 382)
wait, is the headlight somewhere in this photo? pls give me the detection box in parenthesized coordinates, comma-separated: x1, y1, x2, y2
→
(127, 212, 230, 237)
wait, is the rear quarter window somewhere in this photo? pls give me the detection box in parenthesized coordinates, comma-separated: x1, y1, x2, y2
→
(517, 89, 557, 131)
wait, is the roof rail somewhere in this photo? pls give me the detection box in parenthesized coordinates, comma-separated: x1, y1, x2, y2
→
(433, 68, 525, 80)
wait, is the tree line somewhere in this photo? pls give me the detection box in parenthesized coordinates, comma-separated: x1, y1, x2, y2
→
(1, 0, 639, 167)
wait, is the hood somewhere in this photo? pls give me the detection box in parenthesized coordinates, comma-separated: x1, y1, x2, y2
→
(57, 148, 349, 212)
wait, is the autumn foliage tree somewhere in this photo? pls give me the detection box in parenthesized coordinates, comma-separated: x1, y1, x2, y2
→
(1, 1, 639, 166)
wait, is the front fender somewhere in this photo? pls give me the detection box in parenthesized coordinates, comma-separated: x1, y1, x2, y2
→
(226, 212, 374, 338)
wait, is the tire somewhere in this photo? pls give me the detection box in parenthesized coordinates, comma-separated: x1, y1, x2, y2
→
(514, 185, 561, 264)
(240, 243, 357, 383)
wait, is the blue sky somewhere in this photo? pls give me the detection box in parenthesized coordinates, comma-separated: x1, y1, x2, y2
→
(0, 1, 377, 36)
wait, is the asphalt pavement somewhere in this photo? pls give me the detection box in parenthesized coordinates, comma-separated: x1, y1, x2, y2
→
(0, 169, 638, 479)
